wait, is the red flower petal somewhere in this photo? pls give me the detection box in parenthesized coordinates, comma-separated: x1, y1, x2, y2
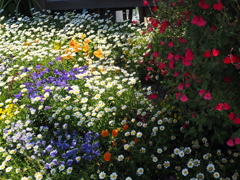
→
(223, 103, 231, 110)
(226, 139, 235, 146)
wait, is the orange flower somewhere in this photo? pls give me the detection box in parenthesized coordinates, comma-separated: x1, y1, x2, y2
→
(69, 39, 81, 52)
(101, 130, 108, 137)
(94, 49, 103, 58)
(112, 129, 119, 137)
(123, 125, 129, 131)
(84, 38, 91, 44)
(83, 44, 90, 52)
(134, 138, 139, 143)
(103, 152, 111, 161)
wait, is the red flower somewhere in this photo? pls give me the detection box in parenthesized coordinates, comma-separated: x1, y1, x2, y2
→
(152, 5, 158, 12)
(158, 62, 166, 70)
(173, 72, 180, 77)
(143, 0, 149, 5)
(145, 74, 150, 81)
(213, 0, 223, 11)
(182, 58, 192, 66)
(212, 48, 220, 56)
(175, 93, 182, 99)
(211, 26, 217, 31)
(153, 51, 160, 58)
(223, 103, 231, 110)
(185, 48, 194, 61)
(148, 93, 157, 99)
(167, 52, 174, 60)
(191, 15, 207, 26)
(180, 94, 188, 102)
(178, 37, 186, 43)
(147, 67, 153, 71)
(168, 42, 174, 48)
(198, 0, 210, 9)
(235, 137, 240, 145)
(178, 83, 184, 90)
(228, 112, 236, 120)
(224, 76, 231, 83)
(199, 89, 207, 97)
(149, 18, 160, 28)
(203, 92, 212, 100)
(203, 50, 211, 58)
(215, 103, 223, 111)
(227, 139, 234, 146)
(233, 117, 240, 124)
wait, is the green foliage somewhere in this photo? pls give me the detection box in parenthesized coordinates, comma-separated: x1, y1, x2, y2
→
(147, 0, 240, 147)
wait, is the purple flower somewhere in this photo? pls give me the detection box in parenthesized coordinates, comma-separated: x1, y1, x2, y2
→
(50, 149, 58, 157)
(45, 145, 52, 152)
(67, 159, 73, 166)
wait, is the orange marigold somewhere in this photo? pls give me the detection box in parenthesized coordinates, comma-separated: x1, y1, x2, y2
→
(103, 152, 111, 161)
(112, 129, 119, 137)
(123, 125, 129, 131)
(101, 130, 108, 137)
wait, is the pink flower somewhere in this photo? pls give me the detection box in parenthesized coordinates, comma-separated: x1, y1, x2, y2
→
(226, 139, 234, 146)
(178, 83, 184, 90)
(147, 67, 153, 71)
(160, 41, 165, 45)
(223, 103, 231, 110)
(213, 0, 223, 11)
(185, 83, 191, 88)
(143, 0, 149, 6)
(173, 72, 180, 77)
(198, 89, 207, 97)
(185, 48, 194, 61)
(145, 74, 150, 81)
(182, 58, 192, 66)
(203, 92, 212, 100)
(175, 93, 182, 99)
(168, 42, 174, 47)
(147, 43, 152, 49)
(235, 137, 240, 145)
(191, 15, 207, 26)
(178, 37, 186, 43)
(198, 0, 210, 9)
(215, 103, 223, 111)
(180, 94, 188, 102)
(167, 52, 174, 60)
(228, 112, 236, 120)
(153, 51, 160, 58)
(233, 117, 240, 124)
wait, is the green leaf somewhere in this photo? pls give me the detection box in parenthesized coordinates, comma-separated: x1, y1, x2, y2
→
(201, 80, 209, 90)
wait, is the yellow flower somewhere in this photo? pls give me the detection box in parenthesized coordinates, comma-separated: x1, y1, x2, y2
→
(94, 49, 103, 58)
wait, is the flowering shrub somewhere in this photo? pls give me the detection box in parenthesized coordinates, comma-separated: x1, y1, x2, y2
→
(144, 0, 240, 147)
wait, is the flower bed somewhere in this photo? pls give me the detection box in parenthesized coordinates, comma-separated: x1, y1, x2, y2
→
(0, 5, 239, 180)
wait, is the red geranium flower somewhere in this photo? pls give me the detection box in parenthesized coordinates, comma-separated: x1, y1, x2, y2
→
(203, 50, 211, 58)
(212, 48, 220, 56)
(148, 93, 157, 99)
(143, 0, 149, 5)
(213, 0, 223, 11)
(228, 112, 236, 120)
(191, 15, 207, 26)
(198, 0, 210, 9)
